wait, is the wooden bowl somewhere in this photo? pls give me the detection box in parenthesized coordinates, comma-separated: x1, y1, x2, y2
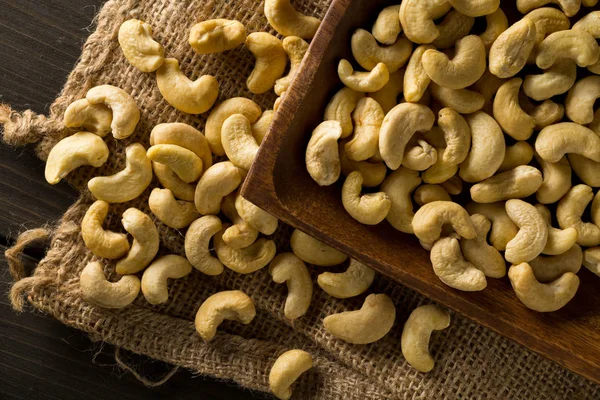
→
(242, 0, 600, 384)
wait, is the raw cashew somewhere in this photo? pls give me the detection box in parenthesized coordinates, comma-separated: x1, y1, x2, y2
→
(422, 35, 486, 89)
(141, 255, 192, 305)
(470, 166, 543, 203)
(535, 154, 572, 204)
(339, 142, 387, 187)
(188, 19, 246, 54)
(381, 167, 422, 233)
(290, 229, 348, 266)
(379, 103, 435, 170)
(432, 10, 475, 49)
(269, 253, 313, 320)
(372, 5, 401, 45)
(498, 141, 534, 172)
(534, 204, 579, 256)
(194, 161, 244, 215)
(525, 8, 570, 62)
(118, 19, 164, 72)
(324, 87, 364, 138)
(317, 259, 375, 299)
(116, 208, 159, 275)
(150, 122, 212, 170)
(573, 10, 600, 35)
(505, 199, 548, 264)
(460, 214, 506, 278)
(479, 8, 508, 50)
(194, 290, 256, 341)
(529, 245, 582, 283)
(235, 194, 278, 235)
(431, 236, 487, 291)
(351, 29, 412, 72)
(264, 0, 321, 39)
(557, 184, 600, 247)
(414, 184, 451, 206)
(466, 202, 518, 251)
(369, 69, 404, 114)
(345, 97, 383, 161)
(82, 200, 130, 259)
(399, 0, 452, 44)
(565, 76, 600, 124)
(153, 163, 196, 201)
(274, 36, 309, 95)
(508, 262, 579, 312)
(149, 188, 199, 229)
(246, 32, 287, 94)
(221, 114, 260, 171)
(185, 216, 224, 276)
(337, 59, 389, 93)
(306, 120, 342, 186)
(519, 97, 565, 130)
(429, 83, 484, 114)
(269, 350, 313, 400)
(324, 293, 395, 344)
(404, 45, 435, 102)
(401, 305, 450, 373)
(459, 111, 505, 183)
(252, 110, 275, 144)
(86, 85, 139, 139)
(342, 171, 391, 225)
(147, 144, 203, 183)
(88, 143, 152, 203)
(402, 138, 438, 171)
(523, 59, 576, 101)
(489, 17, 536, 79)
(80, 261, 140, 309)
(63, 99, 112, 137)
(536, 30, 599, 69)
(206, 97, 261, 156)
(569, 154, 600, 188)
(214, 225, 276, 273)
(517, 0, 581, 16)
(535, 123, 600, 163)
(220, 192, 259, 249)
(493, 78, 536, 140)
(413, 201, 477, 247)
(44, 131, 109, 185)
(583, 247, 600, 275)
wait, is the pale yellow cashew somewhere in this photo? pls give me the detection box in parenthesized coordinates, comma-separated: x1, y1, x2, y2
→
(269, 350, 313, 400)
(466, 201, 517, 251)
(150, 122, 212, 170)
(536, 30, 599, 69)
(432, 10, 475, 50)
(421, 154, 457, 184)
(152, 163, 196, 201)
(156, 58, 219, 115)
(429, 83, 484, 114)
(372, 5, 401, 45)
(460, 214, 506, 278)
(414, 184, 451, 206)
(369, 69, 404, 114)
(194, 290, 256, 341)
(470, 166, 543, 203)
(508, 262, 579, 312)
(489, 17, 536, 79)
(324, 293, 395, 344)
(517, 0, 581, 17)
(317, 259, 375, 299)
(525, 7, 570, 63)
(88, 143, 152, 203)
(214, 225, 276, 274)
(235, 194, 278, 235)
(290, 229, 348, 266)
(351, 29, 412, 72)
(220, 192, 259, 249)
(448, 0, 499, 16)
(401, 305, 450, 373)
(583, 247, 600, 275)
(264, 0, 321, 39)
(337, 59, 389, 93)
(431, 236, 487, 291)
(80, 261, 140, 309)
(118, 19, 164, 72)
(534, 204, 579, 256)
(149, 188, 199, 229)
(404, 44, 435, 103)
(63, 99, 112, 137)
(147, 144, 203, 183)
(459, 111, 505, 183)
(252, 110, 275, 145)
(402, 138, 438, 171)
(529, 245, 582, 283)
(339, 142, 387, 187)
(520, 97, 565, 130)
(306, 120, 342, 186)
(185, 216, 224, 276)
(141, 255, 192, 305)
(221, 114, 260, 171)
(413, 201, 476, 248)
(246, 32, 287, 94)
(81, 200, 130, 259)
(569, 154, 600, 188)
(324, 87, 364, 138)
(523, 59, 576, 101)
(188, 19, 246, 54)
(557, 184, 600, 247)
(44, 131, 109, 185)
(479, 8, 508, 50)
(342, 171, 391, 225)
(399, 0, 452, 44)
(269, 253, 313, 320)
(206, 97, 261, 156)
(274, 36, 309, 95)
(493, 78, 536, 140)
(505, 199, 548, 264)
(344, 97, 384, 162)
(534, 154, 571, 204)
(86, 85, 139, 139)
(422, 35, 486, 89)
(194, 161, 244, 215)
(381, 167, 421, 233)
(498, 141, 534, 173)
(573, 10, 600, 73)
(116, 208, 159, 275)
(535, 123, 600, 163)
(565, 76, 600, 125)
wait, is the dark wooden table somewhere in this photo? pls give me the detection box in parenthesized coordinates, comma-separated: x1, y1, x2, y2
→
(0, 2, 261, 398)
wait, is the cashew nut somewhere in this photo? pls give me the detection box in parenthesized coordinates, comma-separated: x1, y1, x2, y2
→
(264, 0, 321, 39)
(339, 142, 387, 187)
(344, 97, 384, 162)
(565, 76, 600, 125)
(269, 253, 313, 320)
(519, 97, 565, 130)
(536, 30, 600, 69)
(252, 110, 275, 145)
(246, 32, 287, 94)
(404, 44, 435, 102)
(583, 247, 600, 275)
(508, 262, 579, 312)
(214, 224, 276, 274)
(115, 208, 159, 275)
(221, 114, 260, 171)
(479, 8, 508, 50)
(381, 167, 422, 233)
(535, 123, 600, 163)
(185, 216, 223, 276)
(141, 255, 192, 305)
(535, 154, 572, 204)
(402, 137, 438, 171)
(86, 85, 139, 139)
(448, 0, 499, 16)
(431, 235, 487, 291)
(525, 7, 570, 63)
(269, 349, 313, 400)
(194, 290, 256, 341)
(317, 259, 375, 299)
(44, 131, 109, 185)
(429, 83, 484, 114)
(118, 19, 164, 72)
(472, 69, 506, 114)
(470, 165, 543, 203)
(235, 193, 278, 235)
(220, 192, 259, 249)
(399, 0, 452, 44)
(573, 11, 600, 73)
(505, 199, 548, 264)
(147, 144, 203, 183)
(324, 87, 364, 138)
(414, 184, 451, 206)
(206, 97, 261, 156)
(460, 214, 506, 278)
(80, 261, 140, 309)
(351, 29, 412, 72)
(466, 201, 518, 251)
(534, 204, 579, 256)
(194, 161, 244, 215)
(337, 59, 389, 93)
(523, 59, 576, 101)
(569, 154, 600, 188)
(81, 200, 129, 259)
(557, 184, 600, 247)
(369, 69, 404, 114)
(498, 141, 534, 172)
(150, 122, 212, 170)
(153, 163, 196, 201)
(274, 36, 309, 95)
(149, 188, 199, 229)
(529, 244, 582, 284)
(372, 5, 401, 45)
(493, 78, 536, 140)
(517, 0, 581, 17)
(432, 9, 475, 49)
(413, 201, 477, 248)
(63, 99, 112, 137)
(489, 17, 537, 78)
(306, 120, 342, 186)
(188, 19, 246, 54)
(459, 111, 505, 183)
(290, 229, 348, 266)
(342, 171, 391, 225)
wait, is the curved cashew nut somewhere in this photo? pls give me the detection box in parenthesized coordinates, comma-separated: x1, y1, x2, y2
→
(372, 5, 401, 45)
(80, 261, 139, 309)
(493, 78, 536, 140)
(459, 111, 505, 183)
(63, 99, 112, 137)
(339, 142, 387, 187)
(324, 293, 395, 344)
(557, 184, 600, 247)
(429, 83, 484, 114)
(535, 154, 572, 204)
(399, 0, 452, 44)
(88, 143, 152, 203)
(381, 167, 422, 233)
(536, 30, 599, 69)
(290, 229, 348, 266)
(422, 35, 486, 89)
(342, 171, 391, 225)
(274, 36, 309, 95)
(448, 0, 499, 16)
(369, 69, 404, 114)
(115, 208, 159, 275)
(222, 114, 260, 171)
(498, 141, 534, 172)
(535, 123, 600, 163)
(194, 161, 244, 215)
(206, 97, 261, 156)
(252, 110, 275, 145)
(264, 0, 321, 39)
(317, 259, 375, 299)
(402, 138, 438, 171)
(534, 204, 579, 256)
(460, 214, 506, 278)
(525, 8, 570, 60)
(81, 200, 130, 259)
(414, 184, 451, 206)
(147, 144, 203, 183)
(194, 290, 256, 341)
(235, 194, 278, 235)
(324, 87, 364, 138)
(86, 85, 139, 139)
(489, 17, 536, 79)
(44, 131, 109, 185)
(188, 19, 246, 54)
(505, 199, 548, 263)
(431, 236, 487, 291)
(141, 255, 192, 305)
(351, 29, 412, 72)
(573, 10, 600, 73)
(246, 32, 287, 94)
(583, 247, 600, 275)
(404, 44, 435, 102)
(421, 155, 458, 184)
(149, 188, 199, 229)
(214, 225, 276, 274)
(185, 215, 224, 276)
(152, 163, 196, 201)
(269, 253, 313, 320)
(518, 96, 565, 130)
(413, 201, 477, 247)
(508, 262, 579, 312)
(118, 19, 164, 72)
(569, 154, 600, 188)
(401, 305, 450, 373)
(337, 59, 389, 93)
(345, 97, 384, 162)
(517, 0, 581, 17)
(150, 122, 212, 170)
(466, 201, 517, 251)
(220, 192, 259, 249)
(479, 8, 508, 50)
(306, 120, 342, 186)
(523, 59, 576, 101)
(432, 10, 475, 50)
(470, 165, 543, 203)
(529, 245, 582, 283)
(269, 350, 313, 400)
(565, 76, 600, 125)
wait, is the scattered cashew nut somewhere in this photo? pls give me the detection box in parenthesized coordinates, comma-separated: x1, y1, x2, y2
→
(269, 349, 313, 400)
(185, 215, 224, 276)
(206, 97, 262, 156)
(269, 253, 313, 320)
(149, 188, 199, 229)
(141, 255, 192, 305)
(188, 19, 246, 54)
(306, 120, 342, 186)
(413, 201, 477, 248)
(460, 214, 506, 278)
(80, 261, 140, 309)
(63, 99, 112, 137)
(505, 199, 548, 264)
(246, 32, 287, 94)
(214, 225, 276, 274)
(116, 208, 159, 275)
(194, 290, 256, 341)
(81, 200, 130, 259)
(557, 184, 600, 247)
(342, 171, 391, 225)
(86, 85, 140, 139)
(290, 229, 348, 266)
(470, 165, 543, 203)
(118, 19, 164, 72)
(317, 259, 375, 299)
(264, 0, 321, 39)
(431, 235, 487, 291)
(337, 59, 390, 93)
(194, 161, 244, 215)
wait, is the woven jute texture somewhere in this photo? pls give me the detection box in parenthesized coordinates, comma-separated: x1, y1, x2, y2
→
(2, 0, 599, 398)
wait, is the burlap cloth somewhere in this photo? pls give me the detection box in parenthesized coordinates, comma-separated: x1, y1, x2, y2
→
(1, 0, 598, 398)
